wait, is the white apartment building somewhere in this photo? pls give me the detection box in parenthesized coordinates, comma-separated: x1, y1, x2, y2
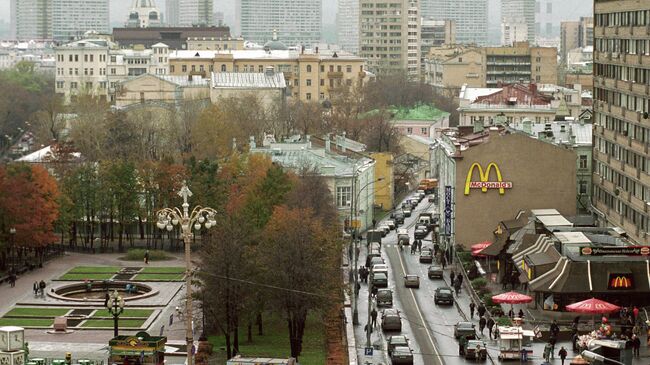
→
(359, 0, 421, 78)
(55, 39, 169, 103)
(11, 0, 51, 40)
(165, 0, 180, 26)
(501, 19, 529, 46)
(178, 0, 214, 26)
(420, 0, 487, 46)
(239, 0, 322, 46)
(52, 0, 109, 41)
(502, 0, 536, 44)
(336, 0, 359, 54)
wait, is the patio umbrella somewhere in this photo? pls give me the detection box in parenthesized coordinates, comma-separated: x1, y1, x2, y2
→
(492, 291, 533, 304)
(471, 241, 491, 257)
(566, 298, 620, 314)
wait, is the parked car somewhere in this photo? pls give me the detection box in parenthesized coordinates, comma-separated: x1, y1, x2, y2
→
(434, 287, 454, 305)
(368, 256, 385, 268)
(377, 288, 393, 307)
(381, 308, 402, 331)
(372, 264, 388, 276)
(372, 272, 388, 288)
(428, 194, 435, 202)
(378, 225, 390, 237)
(427, 264, 444, 279)
(369, 242, 381, 253)
(464, 339, 487, 360)
(414, 227, 427, 240)
(390, 346, 413, 364)
(419, 249, 433, 263)
(393, 212, 405, 224)
(409, 199, 418, 208)
(387, 335, 409, 356)
(454, 321, 477, 339)
(386, 220, 396, 230)
(404, 275, 420, 288)
(402, 208, 411, 217)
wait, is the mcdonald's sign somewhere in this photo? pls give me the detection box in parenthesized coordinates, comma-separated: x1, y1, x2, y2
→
(464, 162, 513, 195)
(608, 273, 634, 290)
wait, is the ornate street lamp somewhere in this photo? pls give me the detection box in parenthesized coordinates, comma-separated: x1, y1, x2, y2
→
(106, 289, 125, 337)
(156, 182, 216, 365)
(9, 228, 16, 273)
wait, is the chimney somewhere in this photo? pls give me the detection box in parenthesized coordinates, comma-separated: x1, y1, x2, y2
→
(341, 131, 347, 152)
(325, 134, 331, 151)
(529, 82, 537, 94)
(249, 136, 256, 149)
(315, 46, 319, 54)
(301, 45, 305, 54)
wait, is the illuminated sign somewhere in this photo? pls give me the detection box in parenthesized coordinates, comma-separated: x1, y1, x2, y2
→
(464, 162, 513, 195)
(580, 246, 650, 256)
(608, 274, 634, 290)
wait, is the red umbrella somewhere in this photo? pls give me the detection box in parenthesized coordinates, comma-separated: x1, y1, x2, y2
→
(566, 298, 620, 314)
(492, 291, 533, 304)
(471, 241, 492, 251)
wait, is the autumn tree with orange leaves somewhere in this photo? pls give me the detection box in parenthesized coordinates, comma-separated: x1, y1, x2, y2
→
(0, 163, 60, 269)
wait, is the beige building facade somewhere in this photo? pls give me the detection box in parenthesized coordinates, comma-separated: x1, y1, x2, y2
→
(168, 49, 366, 102)
(359, 0, 420, 78)
(114, 74, 209, 108)
(185, 37, 245, 51)
(592, 0, 650, 243)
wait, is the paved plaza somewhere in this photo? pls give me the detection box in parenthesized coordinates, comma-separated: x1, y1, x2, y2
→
(0, 252, 197, 362)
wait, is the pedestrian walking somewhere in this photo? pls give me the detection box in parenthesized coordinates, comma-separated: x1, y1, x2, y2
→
(454, 276, 462, 293)
(632, 334, 641, 357)
(559, 346, 568, 365)
(633, 306, 639, 321)
(371, 286, 378, 298)
(371, 308, 378, 328)
(144, 250, 150, 264)
(549, 336, 557, 358)
(457, 273, 464, 286)
(441, 254, 447, 269)
(33, 281, 38, 296)
(550, 320, 560, 339)
(477, 303, 486, 318)
(469, 302, 476, 319)
(453, 278, 461, 295)
(487, 317, 495, 339)
(38, 280, 46, 297)
(450, 270, 455, 285)
(9, 272, 15, 288)
(479, 316, 487, 335)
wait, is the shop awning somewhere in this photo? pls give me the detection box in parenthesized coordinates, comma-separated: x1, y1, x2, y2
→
(480, 234, 507, 256)
(110, 350, 157, 356)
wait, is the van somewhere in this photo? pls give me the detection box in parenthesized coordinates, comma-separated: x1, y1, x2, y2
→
(381, 309, 402, 331)
(377, 288, 393, 307)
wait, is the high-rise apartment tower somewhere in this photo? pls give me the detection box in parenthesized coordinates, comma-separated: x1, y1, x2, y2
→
(239, 0, 322, 46)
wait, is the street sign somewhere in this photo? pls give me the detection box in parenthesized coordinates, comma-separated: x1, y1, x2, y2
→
(364, 347, 373, 356)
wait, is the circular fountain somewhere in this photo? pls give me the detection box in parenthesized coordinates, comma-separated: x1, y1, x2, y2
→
(48, 281, 158, 303)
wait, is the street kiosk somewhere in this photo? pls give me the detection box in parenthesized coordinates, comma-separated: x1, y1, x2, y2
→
(108, 332, 166, 365)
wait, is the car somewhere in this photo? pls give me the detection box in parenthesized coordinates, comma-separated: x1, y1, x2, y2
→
(397, 228, 409, 245)
(369, 242, 381, 253)
(372, 272, 388, 288)
(387, 335, 409, 356)
(414, 228, 428, 240)
(372, 264, 388, 275)
(381, 308, 402, 331)
(419, 249, 433, 263)
(390, 346, 414, 364)
(377, 288, 393, 307)
(402, 208, 411, 217)
(428, 194, 436, 202)
(368, 256, 385, 268)
(427, 264, 444, 279)
(454, 321, 477, 340)
(404, 274, 420, 288)
(378, 225, 390, 236)
(464, 339, 487, 360)
(393, 212, 405, 224)
(386, 220, 396, 230)
(409, 199, 418, 208)
(434, 287, 454, 305)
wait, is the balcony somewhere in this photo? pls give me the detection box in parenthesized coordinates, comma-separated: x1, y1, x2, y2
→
(328, 71, 344, 78)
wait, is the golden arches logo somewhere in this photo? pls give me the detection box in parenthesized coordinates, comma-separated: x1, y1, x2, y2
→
(464, 162, 513, 195)
(610, 276, 632, 288)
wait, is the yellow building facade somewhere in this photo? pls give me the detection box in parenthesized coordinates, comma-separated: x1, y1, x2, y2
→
(369, 152, 395, 211)
(168, 49, 366, 101)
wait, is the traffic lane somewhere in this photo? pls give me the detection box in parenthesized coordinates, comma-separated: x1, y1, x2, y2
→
(385, 242, 443, 365)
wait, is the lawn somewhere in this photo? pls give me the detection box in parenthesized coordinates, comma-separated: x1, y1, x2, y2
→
(0, 318, 53, 327)
(82, 319, 146, 328)
(59, 273, 115, 281)
(92, 309, 153, 318)
(209, 314, 326, 364)
(4, 307, 70, 317)
(68, 266, 121, 274)
(132, 273, 184, 281)
(140, 267, 185, 274)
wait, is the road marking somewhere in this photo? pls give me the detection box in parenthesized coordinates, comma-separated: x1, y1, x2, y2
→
(395, 246, 443, 364)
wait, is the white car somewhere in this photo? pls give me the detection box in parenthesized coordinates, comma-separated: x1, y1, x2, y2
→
(378, 225, 390, 236)
(386, 220, 396, 230)
(372, 264, 389, 275)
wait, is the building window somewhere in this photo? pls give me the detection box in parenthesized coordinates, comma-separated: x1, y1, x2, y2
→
(182, 65, 187, 72)
(307, 65, 312, 72)
(70, 82, 78, 89)
(56, 81, 64, 89)
(170, 65, 175, 73)
(329, 65, 334, 72)
(320, 92, 325, 99)
(199, 65, 204, 72)
(337, 65, 342, 72)
(579, 181, 587, 194)
(85, 82, 92, 89)
(306, 79, 312, 86)
(221, 64, 227, 72)
(421, 128, 427, 135)
(258, 65, 263, 72)
(84, 54, 88, 62)
(74, 55, 78, 62)
(320, 79, 324, 86)
(346, 65, 352, 73)
(579, 155, 588, 169)
(306, 93, 312, 100)
(336, 186, 352, 207)
(407, 127, 412, 134)
(191, 65, 196, 72)
(320, 65, 325, 72)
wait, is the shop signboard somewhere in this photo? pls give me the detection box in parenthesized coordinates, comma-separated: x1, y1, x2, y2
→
(608, 273, 634, 290)
(464, 162, 513, 195)
(444, 185, 452, 236)
(580, 246, 650, 256)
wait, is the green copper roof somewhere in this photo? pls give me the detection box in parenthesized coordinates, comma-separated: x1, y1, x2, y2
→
(389, 104, 449, 120)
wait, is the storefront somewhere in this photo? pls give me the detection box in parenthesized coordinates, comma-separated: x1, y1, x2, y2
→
(108, 332, 166, 365)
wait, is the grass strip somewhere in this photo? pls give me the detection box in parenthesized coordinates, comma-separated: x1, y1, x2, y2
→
(82, 319, 145, 328)
(59, 273, 115, 281)
(92, 309, 153, 318)
(68, 266, 121, 274)
(0, 318, 53, 327)
(132, 273, 184, 281)
(4, 307, 70, 317)
(139, 267, 185, 274)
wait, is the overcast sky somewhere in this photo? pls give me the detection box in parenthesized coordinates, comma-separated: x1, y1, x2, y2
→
(0, 0, 590, 28)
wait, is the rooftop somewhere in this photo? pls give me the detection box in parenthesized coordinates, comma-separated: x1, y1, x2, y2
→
(211, 71, 286, 89)
(509, 120, 592, 146)
(168, 48, 362, 61)
(390, 104, 449, 121)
